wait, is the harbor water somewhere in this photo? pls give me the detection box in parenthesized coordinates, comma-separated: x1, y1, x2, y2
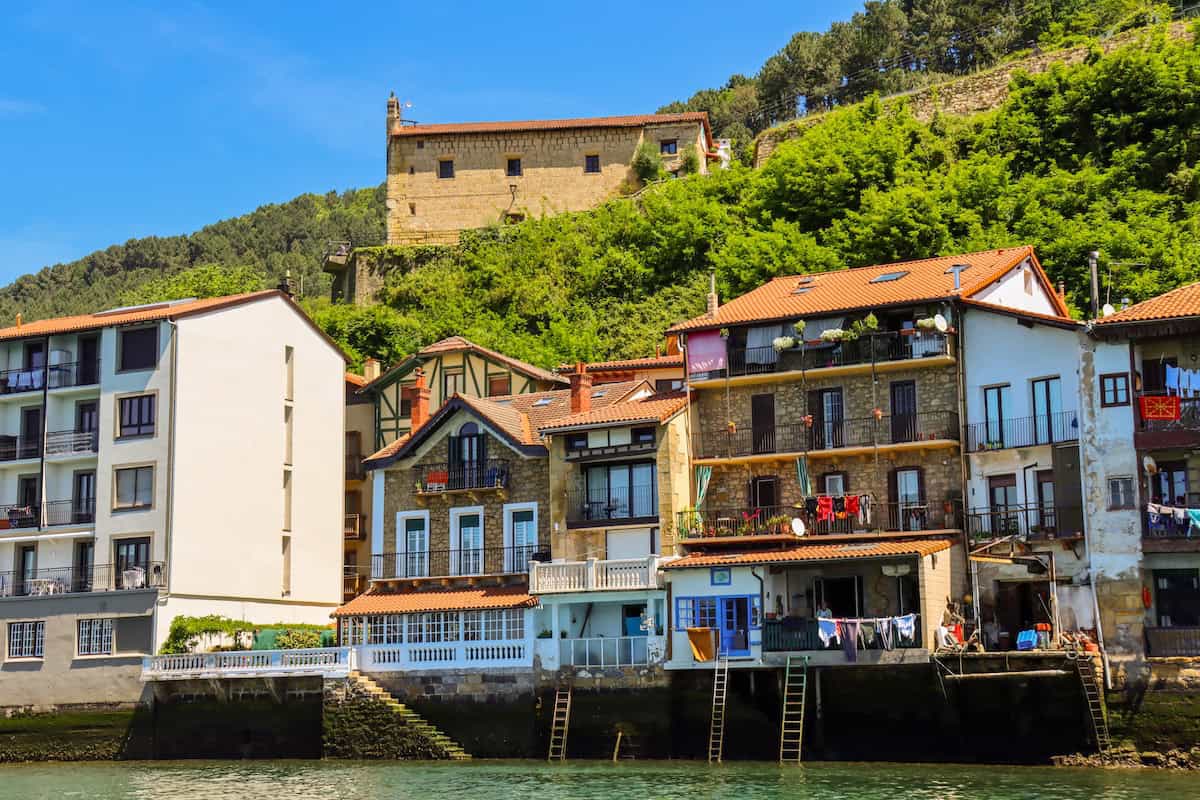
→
(0, 760, 1195, 800)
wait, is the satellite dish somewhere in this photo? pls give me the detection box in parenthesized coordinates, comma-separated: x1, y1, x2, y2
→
(932, 314, 948, 333)
(791, 517, 806, 537)
(1102, 303, 1116, 318)
(1144, 455, 1159, 475)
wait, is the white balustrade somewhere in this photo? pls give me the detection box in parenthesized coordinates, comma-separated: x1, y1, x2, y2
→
(529, 556, 665, 594)
(558, 635, 665, 668)
(360, 639, 530, 672)
(142, 647, 353, 681)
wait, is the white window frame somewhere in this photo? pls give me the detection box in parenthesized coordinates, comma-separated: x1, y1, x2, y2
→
(8, 620, 45, 660)
(449, 505, 485, 576)
(77, 618, 114, 656)
(1108, 476, 1136, 510)
(502, 501, 538, 572)
(395, 509, 430, 579)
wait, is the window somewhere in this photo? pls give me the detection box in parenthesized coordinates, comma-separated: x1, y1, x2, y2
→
(367, 615, 403, 645)
(660, 139, 678, 155)
(8, 621, 44, 659)
(399, 385, 415, 418)
(504, 608, 524, 639)
(675, 597, 717, 629)
(438, 160, 455, 179)
(1151, 461, 1189, 505)
(982, 385, 1011, 447)
(1032, 377, 1063, 443)
(823, 471, 848, 497)
(118, 395, 155, 438)
(442, 369, 464, 399)
(869, 271, 910, 284)
(284, 405, 294, 465)
(463, 610, 483, 641)
(655, 379, 683, 392)
(282, 470, 293, 530)
(114, 466, 153, 510)
(118, 327, 157, 372)
(584, 154, 601, 174)
(284, 345, 295, 401)
(633, 427, 655, 445)
(1108, 477, 1135, 510)
(340, 617, 365, 646)
(506, 157, 522, 177)
(1101, 373, 1130, 407)
(566, 433, 588, 451)
(488, 374, 511, 396)
(586, 462, 657, 519)
(77, 618, 113, 656)
(416, 140, 424, 149)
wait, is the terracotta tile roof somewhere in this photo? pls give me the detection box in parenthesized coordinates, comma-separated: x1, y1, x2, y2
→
(416, 336, 567, 385)
(558, 354, 685, 373)
(539, 391, 687, 432)
(364, 432, 411, 464)
(332, 585, 537, 617)
(959, 297, 1083, 328)
(669, 246, 1069, 333)
(663, 538, 953, 569)
(0, 290, 283, 342)
(392, 112, 711, 144)
(1093, 281, 1200, 325)
(345, 372, 368, 387)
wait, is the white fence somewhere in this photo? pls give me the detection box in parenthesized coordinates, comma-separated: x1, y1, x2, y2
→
(142, 647, 353, 681)
(529, 556, 664, 594)
(359, 639, 530, 671)
(558, 635, 665, 668)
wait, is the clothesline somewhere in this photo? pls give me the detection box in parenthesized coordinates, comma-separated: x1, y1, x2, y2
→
(817, 613, 919, 660)
(1147, 502, 1199, 536)
(815, 613, 918, 625)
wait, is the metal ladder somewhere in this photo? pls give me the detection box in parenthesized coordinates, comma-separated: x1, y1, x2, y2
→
(779, 655, 808, 764)
(1068, 646, 1110, 753)
(547, 683, 572, 761)
(708, 653, 730, 763)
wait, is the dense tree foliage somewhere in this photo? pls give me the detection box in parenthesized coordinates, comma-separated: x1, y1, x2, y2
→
(659, 0, 1169, 152)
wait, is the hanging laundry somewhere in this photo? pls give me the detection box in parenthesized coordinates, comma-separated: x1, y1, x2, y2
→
(817, 496, 834, 522)
(840, 620, 860, 662)
(893, 614, 916, 644)
(1166, 364, 1181, 395)
(1188, 510, 1200, 538)
(859, 621, 876, 648)
(817, 618, 838, 647)
(876, 618, 894, 651)
(858, 495, 872, 525)
(832, 496, 847, 519)
(846, 495, 861, 517)
(805, 497, 819, 517)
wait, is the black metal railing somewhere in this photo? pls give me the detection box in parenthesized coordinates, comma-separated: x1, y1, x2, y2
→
(966, 411, 1079, 451)
(566, 485, 659, 525)
(965, 503, 1084, 542)
(0, 561, 166, 597)
(372, 545, 549, 580)
(345, 513, 365, 540)
(1137, 392, 1200, 433)
(0, 436, 40, 461)
(44, 498, 96, 526)
(677, 499, 960, 539)
(45, 429, 99, 456)
(1144, 510, 1196, 539)
(764, 618, 921, 652)
(0, 503, 38, 529)
(693, 410, 959, 460)
(417, 460, 511, 492)
(692, 331, 953, 379)
(1146, 627, 1200, 657)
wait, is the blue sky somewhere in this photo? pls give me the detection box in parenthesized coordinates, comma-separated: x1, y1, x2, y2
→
(0, 1, 860, 283)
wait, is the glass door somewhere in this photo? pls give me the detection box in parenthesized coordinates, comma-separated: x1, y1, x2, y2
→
(509, 509, 536, 571)
(1036, 470, 1057, 535)
(819, 389, 844, 448)
(17, 545, 35, 595)
(890, 381, 917, 443)
(114, 537, 150, 589)
(74, 541, 95, 592)
(1032, 377, 1063, 444)
(19, 407, 41, 459)
(631, 463, 656, 518)
(751, 393, 775, 454)
(983, 385, 1010, 448)
(988, 474, 1020, 536)
(404, 517, 428, 578)
(718, 597, 751, 656)
(895, 468, 923, 530)
(457, 513, 483, 575)
(73, 471, 96, 523)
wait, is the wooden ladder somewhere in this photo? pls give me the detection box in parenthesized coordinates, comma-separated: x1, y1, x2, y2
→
(708, 653, 730, 763)
(547, 683, 573, 762)
(779, 655, 808, 764)
(1068, 646, 1111, 753)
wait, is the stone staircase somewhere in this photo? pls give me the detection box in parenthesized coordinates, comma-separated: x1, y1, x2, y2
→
(349, 671, 471, 760)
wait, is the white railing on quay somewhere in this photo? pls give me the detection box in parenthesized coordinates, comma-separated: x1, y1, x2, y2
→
(142, 647, 354, 681)
(529, 555, 665, 594)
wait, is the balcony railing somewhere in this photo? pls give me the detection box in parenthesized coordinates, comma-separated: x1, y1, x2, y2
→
(345, 513, 365, 540)
(145, 647, 352, 681)
(529, 556, 663, 593)
(1146, 627, 1200, 657)
(677, 499, 961, 540)
(565, 441, 657, 461)
(966, 503, 1083, 543)
(0, 436, 40, 461)
(566, 485, 659, 526)
(372, 545, 548, 580)
(966, 411, 1079, 452)
(693, 410, 959, 460)
(692, 331, 953, 380)
(417, 460, 510, 493)
(343, 565, 369, 598)
(763, 618, 921, 651)
(0, 361, 100, 395)
(45, 429, 99, 456)
(1144, 510, 1197, 540)
(346, 453, 365, 481)
(559, 636, 657, 668)
(44, 498, 96, 526)
(0, 561, 167, 597)
(0, 503, 38, 529)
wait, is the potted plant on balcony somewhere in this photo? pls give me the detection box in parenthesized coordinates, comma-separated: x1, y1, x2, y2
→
(765, 514, 792, 535)
(772, 335, 795, 352)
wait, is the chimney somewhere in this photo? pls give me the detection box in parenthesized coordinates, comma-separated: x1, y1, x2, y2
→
(14, 313, 21, 329)
(569, 361, 592, 414)
(277, 270, 295, 297)
(948, 264, 969, 291)
(363, 357, 381, 383)
(1057, 281, 1066, 299)
(1088, 251, 1101, 318)
(706, 273, 719, 318)
(386, 92, 401, 136)
(411, 368, 431, 429)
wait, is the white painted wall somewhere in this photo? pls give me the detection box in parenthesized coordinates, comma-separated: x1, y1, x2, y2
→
(971, 257, 1060, 314)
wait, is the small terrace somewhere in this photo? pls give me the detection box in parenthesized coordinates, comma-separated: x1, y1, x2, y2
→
(371, 545, 547, 581)
(965, 411, 1079, 452)
(343, 565, 369, 600)
(144, 647, 352, 681)
(1135, 393, 1200, 448)
(416, 460, 510, 496)
(45, 430, 99, 457)
(965, 503, 1084, 543)
(1146, 627, 1200, 657)
(677, 499, 961, 541)
(555, 635, 665, 668)
(344, 513, 366, 541)
(0, 497, 96, 529)
(692, 410, 959, 462)
(0, 561, 166, 597)
(529, 555, 664, 594)
(566, 485, 659, 529)
(0, 361, 99, 396)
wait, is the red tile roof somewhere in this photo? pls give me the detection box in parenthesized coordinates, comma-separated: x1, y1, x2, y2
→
(959, 297, 1083, 328)
(1093, 281, 1200, 325)
(418, 336, 566, 385)
(539, 391, 687, 433)
(345, 372, 368, 387)
(669, 247, 1069, 333)
(663, 538, 953, 569)
(332, 585, 537, 617)
(392, 112, 711, 144)
(558, 354, 685, 373)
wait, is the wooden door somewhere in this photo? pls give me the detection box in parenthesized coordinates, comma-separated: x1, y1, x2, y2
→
(751, 393, 775, 454)
(890, 381, 917, 442)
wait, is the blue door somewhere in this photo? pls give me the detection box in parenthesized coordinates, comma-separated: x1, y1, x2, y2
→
(719, 597, 751, 656)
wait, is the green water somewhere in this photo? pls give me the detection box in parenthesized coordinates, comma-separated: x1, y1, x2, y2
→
(0, 761, 1195, 800)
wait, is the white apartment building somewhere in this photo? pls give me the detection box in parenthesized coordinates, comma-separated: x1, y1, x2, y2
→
(0, 290, 345, 707)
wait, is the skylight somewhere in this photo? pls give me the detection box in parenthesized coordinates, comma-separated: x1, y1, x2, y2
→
(869, 271, 909, 284)
(591, 389, 607, 398)
(533, 398, 553, 407)
(792, 287, 812, 295)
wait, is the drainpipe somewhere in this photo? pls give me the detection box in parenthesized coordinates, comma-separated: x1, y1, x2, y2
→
(751, 567, 765, 662)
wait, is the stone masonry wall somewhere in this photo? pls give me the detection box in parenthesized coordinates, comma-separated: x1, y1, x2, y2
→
(387, 121, 708, 244)
(381, 433, 550, 555)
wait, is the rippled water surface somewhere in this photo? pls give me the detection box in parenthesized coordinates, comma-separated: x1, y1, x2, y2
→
(0, 760, 1194, 800)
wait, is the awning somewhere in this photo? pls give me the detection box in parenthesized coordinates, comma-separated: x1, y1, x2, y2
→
(332, 585, 537, 617)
